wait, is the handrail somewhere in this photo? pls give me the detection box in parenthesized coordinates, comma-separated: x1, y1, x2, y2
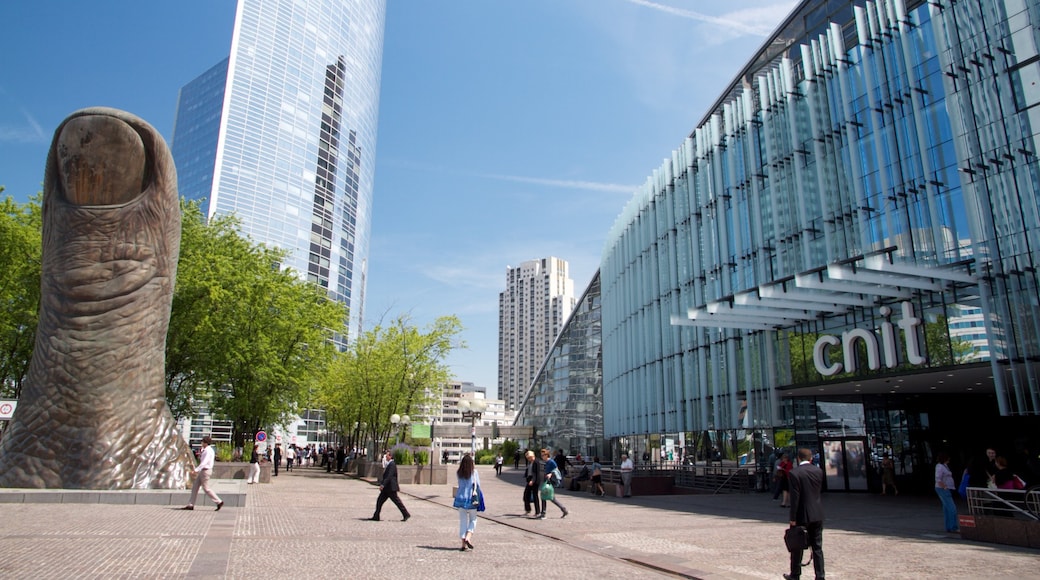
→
(965, 486, 1040, 521)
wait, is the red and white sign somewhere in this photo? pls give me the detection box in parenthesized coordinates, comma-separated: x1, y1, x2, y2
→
(255, 431, 267, 442)
(0, 400, 17, 420)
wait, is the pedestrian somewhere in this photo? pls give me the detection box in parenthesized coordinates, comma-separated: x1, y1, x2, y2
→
(881, 453, 898, 496)
(247, 444, 260, 484)
(369, 451, 410, 521)
(620, 453, 634, 497)
(513, 449, 521, 469)
(539, 448, 569, 519)
(591, 456, 605, 496)
(452, 453, 481, 551)
(784, 448, 824, 580)
(285, 445, 295, 472)
(777, 453, 793, 507)
(993, 456, 1026, 489)
(494, 452, 503, 475)
(523, 450, 542, 517)
(180, 436, 224, 511)
(273, 443, 282, 476)
(553, 448, 570, 476)
(934, 452, 959, 533)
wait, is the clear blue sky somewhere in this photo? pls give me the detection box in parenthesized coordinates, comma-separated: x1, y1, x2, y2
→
(0, 0, 796, 398)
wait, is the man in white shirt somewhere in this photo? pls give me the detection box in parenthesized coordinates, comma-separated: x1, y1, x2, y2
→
(181, 436, 224, 511)
(620, 454, 635, 497)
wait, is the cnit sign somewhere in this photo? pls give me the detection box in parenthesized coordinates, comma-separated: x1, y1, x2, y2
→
(813, 302, 926, 376)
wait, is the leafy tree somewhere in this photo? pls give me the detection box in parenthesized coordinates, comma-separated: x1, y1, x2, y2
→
(0, 192, 41, 398)
(316, 314, 464, 453)
(165, 201, 347, 448)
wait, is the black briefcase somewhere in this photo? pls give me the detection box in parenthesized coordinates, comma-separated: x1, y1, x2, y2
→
(784, 525, 809, 552)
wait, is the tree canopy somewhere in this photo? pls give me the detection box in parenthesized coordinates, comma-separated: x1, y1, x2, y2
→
(316, 314, 464, 453)
(0, 192, 42, 398)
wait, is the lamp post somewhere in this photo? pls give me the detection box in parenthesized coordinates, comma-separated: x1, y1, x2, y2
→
(458, 399, 487, 455)
(390, 413, 410, 445)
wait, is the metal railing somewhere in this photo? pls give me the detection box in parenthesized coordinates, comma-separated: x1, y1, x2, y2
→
(964, 486, 1040, 520)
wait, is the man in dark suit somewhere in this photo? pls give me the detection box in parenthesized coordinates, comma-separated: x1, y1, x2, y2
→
(370, 451, 410, 521)
(785, 448, 825, 580)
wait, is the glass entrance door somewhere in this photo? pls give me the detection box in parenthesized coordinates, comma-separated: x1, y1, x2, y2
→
(821, 438, 869, 491)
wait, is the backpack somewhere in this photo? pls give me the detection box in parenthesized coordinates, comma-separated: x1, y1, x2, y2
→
(546, 459, 563, 488)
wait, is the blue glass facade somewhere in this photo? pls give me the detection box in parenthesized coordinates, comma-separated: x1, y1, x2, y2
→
(172, 0, 386, 339)
(514, 0, 1040, 488)
(515, 272, 606, 457)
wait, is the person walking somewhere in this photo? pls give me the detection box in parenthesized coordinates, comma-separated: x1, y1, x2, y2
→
(452, 453, 481, 551)
(513, 449, 521, 469)
(369, 451, 410, 522)
(591, 456, 606, 496)
(777, 453, 794, 507)
(784, 448, 824, 580)
(539, 448, 569, 518)
(247, 444, 261, 484)
(285, 445, 295, 472)
(934, 452, 959, 533)
(494, 453, 504, 476)
(523, 450, 542, 517)
(180, 436, 224, 511)
(273, 443, 282, 476)
(881, 453, 898, 496)
(620, 453, 634, 497)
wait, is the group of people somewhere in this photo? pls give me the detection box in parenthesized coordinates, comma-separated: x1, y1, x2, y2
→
(935, 446, 1034, 534)
(522, 448, 570, 518)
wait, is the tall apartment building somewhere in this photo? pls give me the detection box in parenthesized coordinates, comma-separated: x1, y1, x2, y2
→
(171, 0, 386, 339)
(498, 257, 575, 411)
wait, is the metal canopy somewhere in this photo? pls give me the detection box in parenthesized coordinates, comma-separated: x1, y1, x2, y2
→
(673, 256, 976, 331)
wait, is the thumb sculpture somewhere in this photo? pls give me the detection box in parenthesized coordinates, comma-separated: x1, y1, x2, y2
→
(0, 107, 195, 489)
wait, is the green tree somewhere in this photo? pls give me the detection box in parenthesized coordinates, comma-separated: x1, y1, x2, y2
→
(0, 192, 42, 398)
(166, 201, 347, 448)
(316, 314, 463, 453)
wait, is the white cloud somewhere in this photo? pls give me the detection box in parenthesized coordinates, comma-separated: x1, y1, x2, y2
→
(479, 172, 639, 195)
(624, 0, 780, 37)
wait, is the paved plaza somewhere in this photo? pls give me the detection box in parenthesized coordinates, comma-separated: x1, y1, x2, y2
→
(1, 464, 1036, 579)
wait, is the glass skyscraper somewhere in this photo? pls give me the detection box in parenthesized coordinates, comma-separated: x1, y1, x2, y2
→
(518, 0, 1040, 492)
(172, 0, 386, 339)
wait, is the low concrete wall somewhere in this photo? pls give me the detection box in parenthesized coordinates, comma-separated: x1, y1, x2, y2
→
(959, 514, 1040, 548)
(355, 460, 449, 485)
(211, 461, 272, 483)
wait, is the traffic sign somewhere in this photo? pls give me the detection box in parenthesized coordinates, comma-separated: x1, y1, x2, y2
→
(255, 431, 267, 442)
(0, 400, 17, 420)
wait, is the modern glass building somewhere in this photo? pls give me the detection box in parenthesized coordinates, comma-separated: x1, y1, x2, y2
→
(520, 0, 1040, 492)
(172, 0, 386, 339)
(515, 272, 606, 458)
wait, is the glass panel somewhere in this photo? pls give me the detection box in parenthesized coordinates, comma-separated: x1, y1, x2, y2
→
(845, 440, 869, 490)
(822, 439, 846, 491)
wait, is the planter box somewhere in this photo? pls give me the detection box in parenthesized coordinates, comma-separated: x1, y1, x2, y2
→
(211, 461, 272, 483)
(355, 460, 449, 485)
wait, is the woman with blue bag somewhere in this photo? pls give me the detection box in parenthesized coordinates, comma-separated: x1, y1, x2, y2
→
(452, 453, 483, 551)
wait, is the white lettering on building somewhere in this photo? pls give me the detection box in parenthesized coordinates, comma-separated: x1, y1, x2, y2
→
(813, 302, 925, 376)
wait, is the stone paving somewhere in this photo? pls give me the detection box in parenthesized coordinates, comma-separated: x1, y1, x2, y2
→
(0, 464, 1036, 579)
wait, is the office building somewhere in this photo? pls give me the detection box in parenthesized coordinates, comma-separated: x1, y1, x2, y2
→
(515, 272, 606, 458)
(518, 0, 1040, 493)
(172, 0, 386, 339)
(498, 258, 576, 411)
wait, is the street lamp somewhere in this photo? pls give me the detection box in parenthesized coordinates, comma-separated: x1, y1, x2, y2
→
(390, 413, 410, 445)
(458, 399, 487, 455)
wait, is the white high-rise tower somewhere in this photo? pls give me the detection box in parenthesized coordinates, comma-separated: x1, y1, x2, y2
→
(498, 257, 575, 411)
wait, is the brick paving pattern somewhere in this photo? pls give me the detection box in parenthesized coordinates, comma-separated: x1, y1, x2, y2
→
(1, 464, 1037, 579)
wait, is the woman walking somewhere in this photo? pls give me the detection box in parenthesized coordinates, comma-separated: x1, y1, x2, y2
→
(452, 453, 481, 551)
(247, 444, 261, 484)
(591, 456, 605, 496)
(539, 448, 569, 518)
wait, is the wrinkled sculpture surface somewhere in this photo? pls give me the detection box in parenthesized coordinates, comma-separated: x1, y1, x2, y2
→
(0, 107, 194, 489)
